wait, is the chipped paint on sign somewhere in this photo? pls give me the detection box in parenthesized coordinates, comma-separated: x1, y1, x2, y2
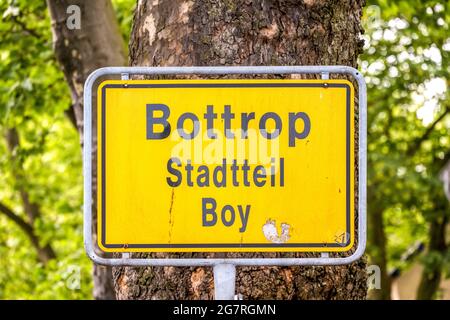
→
(262, 219, 291, 244)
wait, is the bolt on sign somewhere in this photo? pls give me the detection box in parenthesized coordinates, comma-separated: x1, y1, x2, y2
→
(97, 79, 355, 252)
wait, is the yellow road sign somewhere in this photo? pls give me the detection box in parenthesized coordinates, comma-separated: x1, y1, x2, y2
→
(97, 79, 354, 252)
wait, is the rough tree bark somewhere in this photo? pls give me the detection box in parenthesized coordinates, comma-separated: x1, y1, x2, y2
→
(113, 0, 368, 300)
(47, 0, 126, 300)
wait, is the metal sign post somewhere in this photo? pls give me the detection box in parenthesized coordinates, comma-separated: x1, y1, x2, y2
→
(213, 264, 236, 300)
(83, 66, 367, 300)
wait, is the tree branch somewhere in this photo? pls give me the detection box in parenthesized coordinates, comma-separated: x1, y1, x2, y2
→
(10, 15, 42, 39)
(407, 106, 450, 157)
(434, 149, 450, 173)
(6, 128, 43, 224)
(0, 202, 34, 238)
(0, 201, 56, 264)
(64, 104, 78, 130)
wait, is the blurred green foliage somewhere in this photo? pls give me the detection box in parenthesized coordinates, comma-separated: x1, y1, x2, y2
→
(113, 0, 136, 47)
(363, 0, 450, 292)
(0, 0, 135, 299)
(0, 0, 448, 299)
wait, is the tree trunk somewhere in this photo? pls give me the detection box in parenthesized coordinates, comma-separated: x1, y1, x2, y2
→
(367, 197, 390, 299)
(47, 0, 126, 300)
(417, 212, 448, 299)
(113, 0, 367, 300)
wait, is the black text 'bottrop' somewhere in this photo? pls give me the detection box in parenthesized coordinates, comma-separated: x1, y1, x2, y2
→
(145, 104, 311, 147)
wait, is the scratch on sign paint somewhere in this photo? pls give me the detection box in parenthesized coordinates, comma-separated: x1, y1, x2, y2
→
(168, 188, 175, 243)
